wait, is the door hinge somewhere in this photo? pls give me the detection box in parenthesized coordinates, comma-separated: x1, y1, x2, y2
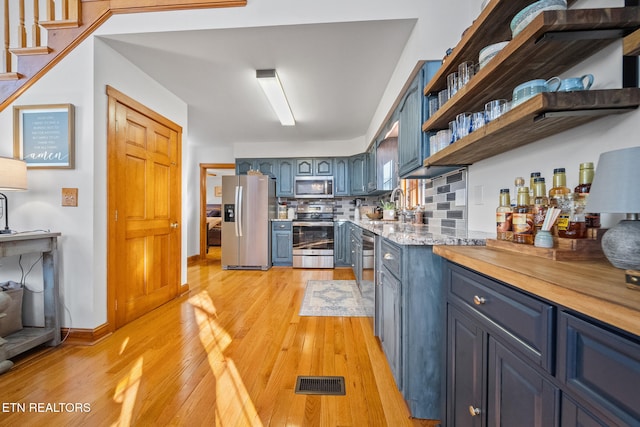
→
(115, 299, 118, 311)
(115, 210, 118, 221)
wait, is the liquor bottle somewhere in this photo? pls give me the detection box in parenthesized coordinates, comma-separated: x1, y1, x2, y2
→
(530, 172, 541, 198)
(548, 167, 571, 207)
(512, 187, 535, 244)
(557, 193, 587, 239)
(532, 177, 549, 232)
(574, 162, 601, 229)
(512, 176, 525, 207)
(496, 189, 512, 241)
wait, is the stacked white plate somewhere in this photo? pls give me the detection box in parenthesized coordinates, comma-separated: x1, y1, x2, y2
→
(479, 41, 509, 69)
(511, 0, 567, 38)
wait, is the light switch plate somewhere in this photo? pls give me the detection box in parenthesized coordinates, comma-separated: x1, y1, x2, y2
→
(62, 188, 78, 207)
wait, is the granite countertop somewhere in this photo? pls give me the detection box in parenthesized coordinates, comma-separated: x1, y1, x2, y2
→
(350, 219, 492, 246)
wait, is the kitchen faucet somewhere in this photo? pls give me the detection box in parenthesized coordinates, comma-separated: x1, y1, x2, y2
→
(390, 186, 405, 213)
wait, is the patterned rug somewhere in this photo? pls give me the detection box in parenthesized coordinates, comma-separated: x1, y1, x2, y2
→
(299, 280, 374, 317)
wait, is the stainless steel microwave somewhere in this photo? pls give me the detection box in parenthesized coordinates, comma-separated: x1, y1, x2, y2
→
(294, 176, 334, 198)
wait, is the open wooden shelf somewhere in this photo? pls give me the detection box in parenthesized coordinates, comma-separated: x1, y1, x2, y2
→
(424, 88, 640, 167)
(624, 27, 640, 55)
(423, 0, 580, 97)
(423, 7, 640, 132)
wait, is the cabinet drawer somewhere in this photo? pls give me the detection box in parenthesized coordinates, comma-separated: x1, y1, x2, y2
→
(380, 238, 402, 279)
(558, 312, 640, 426)
(272, 221, 292, 231)
(447, 263, 554, 372)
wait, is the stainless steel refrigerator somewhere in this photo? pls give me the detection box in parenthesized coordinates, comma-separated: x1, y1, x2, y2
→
(221, 175, 276, 270)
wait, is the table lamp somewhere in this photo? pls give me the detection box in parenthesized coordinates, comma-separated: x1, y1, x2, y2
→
(0, 157, 28, 234)
(585, 146, 640, 271)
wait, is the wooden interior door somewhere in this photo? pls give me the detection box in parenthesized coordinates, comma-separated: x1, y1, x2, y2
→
(107, 86, 182, 329)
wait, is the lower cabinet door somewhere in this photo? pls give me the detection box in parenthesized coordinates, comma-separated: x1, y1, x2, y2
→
(561, 394, 610, 427)
(487, 337, 557, 427)
(271, 229, 292, 266)
(446, 305, 484, 427)
(380, 266, 402, 390)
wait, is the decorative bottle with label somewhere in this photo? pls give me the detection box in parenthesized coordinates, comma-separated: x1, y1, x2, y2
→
(496, 189, 512, 241)
(557, 193, 587, 239)
(574, 162, 600, 229)
(530, 172, 541, 198)
(532, 177, 549, 232)
(512, 176, 525, 207)
(512, 187, 535, 244)
(549, 167, 571, 207)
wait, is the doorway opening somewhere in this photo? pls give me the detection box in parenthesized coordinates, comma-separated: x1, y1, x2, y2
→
(199, 163, 235, 261)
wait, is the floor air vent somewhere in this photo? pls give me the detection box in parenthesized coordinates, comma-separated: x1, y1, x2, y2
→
(294, 376, 346, 395)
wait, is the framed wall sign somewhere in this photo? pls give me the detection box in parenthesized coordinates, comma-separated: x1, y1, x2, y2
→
(13, 104, 75, 169)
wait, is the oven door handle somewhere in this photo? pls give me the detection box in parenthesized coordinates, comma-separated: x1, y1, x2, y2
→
(293, 221, 334, 227)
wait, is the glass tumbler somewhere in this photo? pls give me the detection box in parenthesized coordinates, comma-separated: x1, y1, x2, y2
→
(447, 72, 459, 99)
(456, 112, 473, 139)
(471, 111, 486, 131)
(458, 61, 476, 89)
(485, 99, 508, 122)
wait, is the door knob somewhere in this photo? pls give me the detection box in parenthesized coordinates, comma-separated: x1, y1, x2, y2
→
(469, 405, 481, 416)
(170, 222, 179, 229)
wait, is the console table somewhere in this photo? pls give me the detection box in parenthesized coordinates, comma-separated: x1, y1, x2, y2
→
(0, 232, 61, 373)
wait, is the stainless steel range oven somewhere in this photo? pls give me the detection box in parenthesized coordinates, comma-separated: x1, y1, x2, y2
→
(293, 203, 334, 268)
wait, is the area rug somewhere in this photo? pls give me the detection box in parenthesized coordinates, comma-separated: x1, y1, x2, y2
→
(299, 280, 374, 317)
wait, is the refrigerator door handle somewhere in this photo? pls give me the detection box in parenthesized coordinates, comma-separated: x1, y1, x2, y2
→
(238, 185, 243, 237)
(234, 185, 240, 237)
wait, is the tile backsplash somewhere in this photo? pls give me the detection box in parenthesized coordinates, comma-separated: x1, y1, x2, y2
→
(278, 167, 468, 234)
(422, 168, 468, 234)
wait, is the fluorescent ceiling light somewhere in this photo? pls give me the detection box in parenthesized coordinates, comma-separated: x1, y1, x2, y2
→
(256, 69, 295, 126)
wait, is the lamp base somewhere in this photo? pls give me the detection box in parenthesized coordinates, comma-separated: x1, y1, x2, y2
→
(0, 229, 12, 234)
(601, 220, 640, 270)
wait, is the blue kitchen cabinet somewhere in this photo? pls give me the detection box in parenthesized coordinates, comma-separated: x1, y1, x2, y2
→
(557, 312, 640, 426)
(236, 158, 277, 178)
(444, 260, 640, 427)
(333, 220, 351, 267)
(349, 154, 367, 195)
(366, 142, 377, 194)
(444, 261, 558, 426)
(334, 157, 350, 196)
(374, 236, 444, 419)
(276, 159, 295, 197)
(271, 221, 293, 266)
(295, 158, 333, 176)
(398, 61, 439, 178)
(349, 224, 362, 285)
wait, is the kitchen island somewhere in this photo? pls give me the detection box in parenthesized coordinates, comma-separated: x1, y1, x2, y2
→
(348, 219, 490, 421)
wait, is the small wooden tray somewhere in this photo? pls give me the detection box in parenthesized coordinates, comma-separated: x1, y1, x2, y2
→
(486, 232, 605, 261)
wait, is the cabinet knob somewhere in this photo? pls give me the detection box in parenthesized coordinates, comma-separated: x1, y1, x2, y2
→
(383, 253, 394, 260)
(468, 406, 481, 417)
(473, 295, 486, 305)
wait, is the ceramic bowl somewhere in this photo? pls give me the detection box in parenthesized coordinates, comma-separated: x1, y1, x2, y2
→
(511, 0, 567, 37)
(479, 41, 509, 69)
(366, 211, 383, 220)
(512, 77, 561, 107)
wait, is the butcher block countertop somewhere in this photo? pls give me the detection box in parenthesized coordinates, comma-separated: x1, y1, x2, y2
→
(434, 245, 640, 338)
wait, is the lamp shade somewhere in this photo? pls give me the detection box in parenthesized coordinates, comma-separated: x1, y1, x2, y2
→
(585, 146, 640, 214)
(0, 157, 27, 191)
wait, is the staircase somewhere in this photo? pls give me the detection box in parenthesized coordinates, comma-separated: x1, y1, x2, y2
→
(0, 0, 246, 113)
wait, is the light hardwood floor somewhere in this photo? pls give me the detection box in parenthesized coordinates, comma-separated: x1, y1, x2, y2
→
(1, 247, 437, 426)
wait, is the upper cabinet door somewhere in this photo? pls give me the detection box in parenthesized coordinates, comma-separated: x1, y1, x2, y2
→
(296, 158, 333, 176)
(314, 159, 333, 175)
(296, 159, 313, 175)
(334, 157, 350, 196)
(256, 159, 277, 178)
(276, 159, 295, 197)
